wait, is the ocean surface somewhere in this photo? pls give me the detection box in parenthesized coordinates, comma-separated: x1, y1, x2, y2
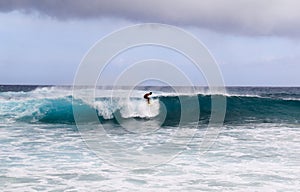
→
(0, 85, 299, 191)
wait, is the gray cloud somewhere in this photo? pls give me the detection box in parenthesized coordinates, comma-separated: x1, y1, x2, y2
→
(1, 0, 300, 36)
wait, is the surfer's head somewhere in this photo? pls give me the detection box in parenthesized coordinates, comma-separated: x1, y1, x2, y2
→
(149, 92, 152, 95)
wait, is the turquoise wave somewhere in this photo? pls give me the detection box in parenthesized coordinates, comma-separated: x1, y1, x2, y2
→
(1, 94, 299, 125)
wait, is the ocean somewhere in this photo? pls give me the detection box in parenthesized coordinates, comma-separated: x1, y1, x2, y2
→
(0, 85, 299, 191)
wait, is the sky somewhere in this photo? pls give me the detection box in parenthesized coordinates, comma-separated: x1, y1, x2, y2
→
(0, 0, 300, 86)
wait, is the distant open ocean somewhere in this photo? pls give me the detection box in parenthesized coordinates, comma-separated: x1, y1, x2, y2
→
(0, 85, 299, 191)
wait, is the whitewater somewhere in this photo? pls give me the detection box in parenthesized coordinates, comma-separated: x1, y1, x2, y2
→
(0, 85, 299, 191)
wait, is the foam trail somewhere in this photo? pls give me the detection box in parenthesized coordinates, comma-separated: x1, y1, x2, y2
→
(119, 99, 160, 118)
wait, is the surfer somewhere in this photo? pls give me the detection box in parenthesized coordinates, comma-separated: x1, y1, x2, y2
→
(143, 92, 152, 104)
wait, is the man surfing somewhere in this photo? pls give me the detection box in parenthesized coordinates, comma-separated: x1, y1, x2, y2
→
(143, 92, 152, 104)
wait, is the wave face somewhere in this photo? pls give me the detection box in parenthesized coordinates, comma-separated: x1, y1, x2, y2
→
(0, 86, 299, 125)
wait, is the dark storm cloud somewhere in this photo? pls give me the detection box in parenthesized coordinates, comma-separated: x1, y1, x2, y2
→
(1, 0, 300, 36)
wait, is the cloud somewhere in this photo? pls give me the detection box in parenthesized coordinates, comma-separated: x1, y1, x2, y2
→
(1, 0, 300, 36)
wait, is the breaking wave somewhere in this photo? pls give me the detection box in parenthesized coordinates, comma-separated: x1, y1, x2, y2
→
(0, 86, 299, 125)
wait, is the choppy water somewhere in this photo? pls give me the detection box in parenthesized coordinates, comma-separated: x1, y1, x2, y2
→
(0, 86, 299, 191)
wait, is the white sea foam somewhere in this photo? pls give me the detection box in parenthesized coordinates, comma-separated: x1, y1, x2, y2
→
(119, 99, 160, 118)
(1, 123, 299, 191)
(93, 98, 160, 119)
